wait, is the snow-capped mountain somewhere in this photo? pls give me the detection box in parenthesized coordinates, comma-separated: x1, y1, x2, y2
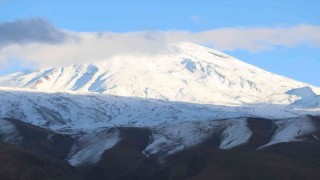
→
(0, 42, 320, 168)
(1, 43, 319, 106)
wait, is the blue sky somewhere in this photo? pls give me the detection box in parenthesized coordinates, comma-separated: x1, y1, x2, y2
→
(0, 0, 320, 86)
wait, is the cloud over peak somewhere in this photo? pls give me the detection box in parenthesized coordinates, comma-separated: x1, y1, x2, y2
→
(1, 18, 320, 69)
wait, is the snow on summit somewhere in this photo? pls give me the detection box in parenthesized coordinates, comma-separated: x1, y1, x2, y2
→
(0, 42, 319, 107)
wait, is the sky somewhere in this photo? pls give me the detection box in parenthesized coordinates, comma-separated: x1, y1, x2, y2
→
(0, 0, 320, 86)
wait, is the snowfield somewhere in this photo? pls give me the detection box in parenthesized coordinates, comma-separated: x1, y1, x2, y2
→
(0, 87, 319, 132)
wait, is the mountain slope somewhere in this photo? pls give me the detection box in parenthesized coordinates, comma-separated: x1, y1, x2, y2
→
(0, 142, 81, 180)
(1, 43, 319, 106)
(1, 117, 320, 180)
(1, 90, 320, 167)
(1, 42, 320, 179)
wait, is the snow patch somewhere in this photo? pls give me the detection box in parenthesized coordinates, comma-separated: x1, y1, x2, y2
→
(219, 119, 252, 149)
(0, 118, 22, 144)
(68, 128, 120, 166)
(287, 86, 316, 98)
(287, 87, 320, 109)
(144, 118, 251, 158)
(260, 116, 318, 148)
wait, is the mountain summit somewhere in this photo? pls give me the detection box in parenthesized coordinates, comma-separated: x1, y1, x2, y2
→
(1, 43, 319, 106)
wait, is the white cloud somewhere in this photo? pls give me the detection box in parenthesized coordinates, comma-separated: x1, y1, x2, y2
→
(163, 25, 320, 52)
(0, 31, 174, 68)
(1, 19, 320, 69)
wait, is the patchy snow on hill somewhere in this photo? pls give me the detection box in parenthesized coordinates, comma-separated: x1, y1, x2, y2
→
(0, 118, 22, 144)
(68, 128, 120, 166)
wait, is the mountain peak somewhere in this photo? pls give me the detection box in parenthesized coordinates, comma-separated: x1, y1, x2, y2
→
(0, 43, 318, 106)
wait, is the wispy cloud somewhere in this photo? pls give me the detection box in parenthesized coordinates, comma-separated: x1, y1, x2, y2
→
(175, 25, 320, 52)
(1, 19, 320, 69)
